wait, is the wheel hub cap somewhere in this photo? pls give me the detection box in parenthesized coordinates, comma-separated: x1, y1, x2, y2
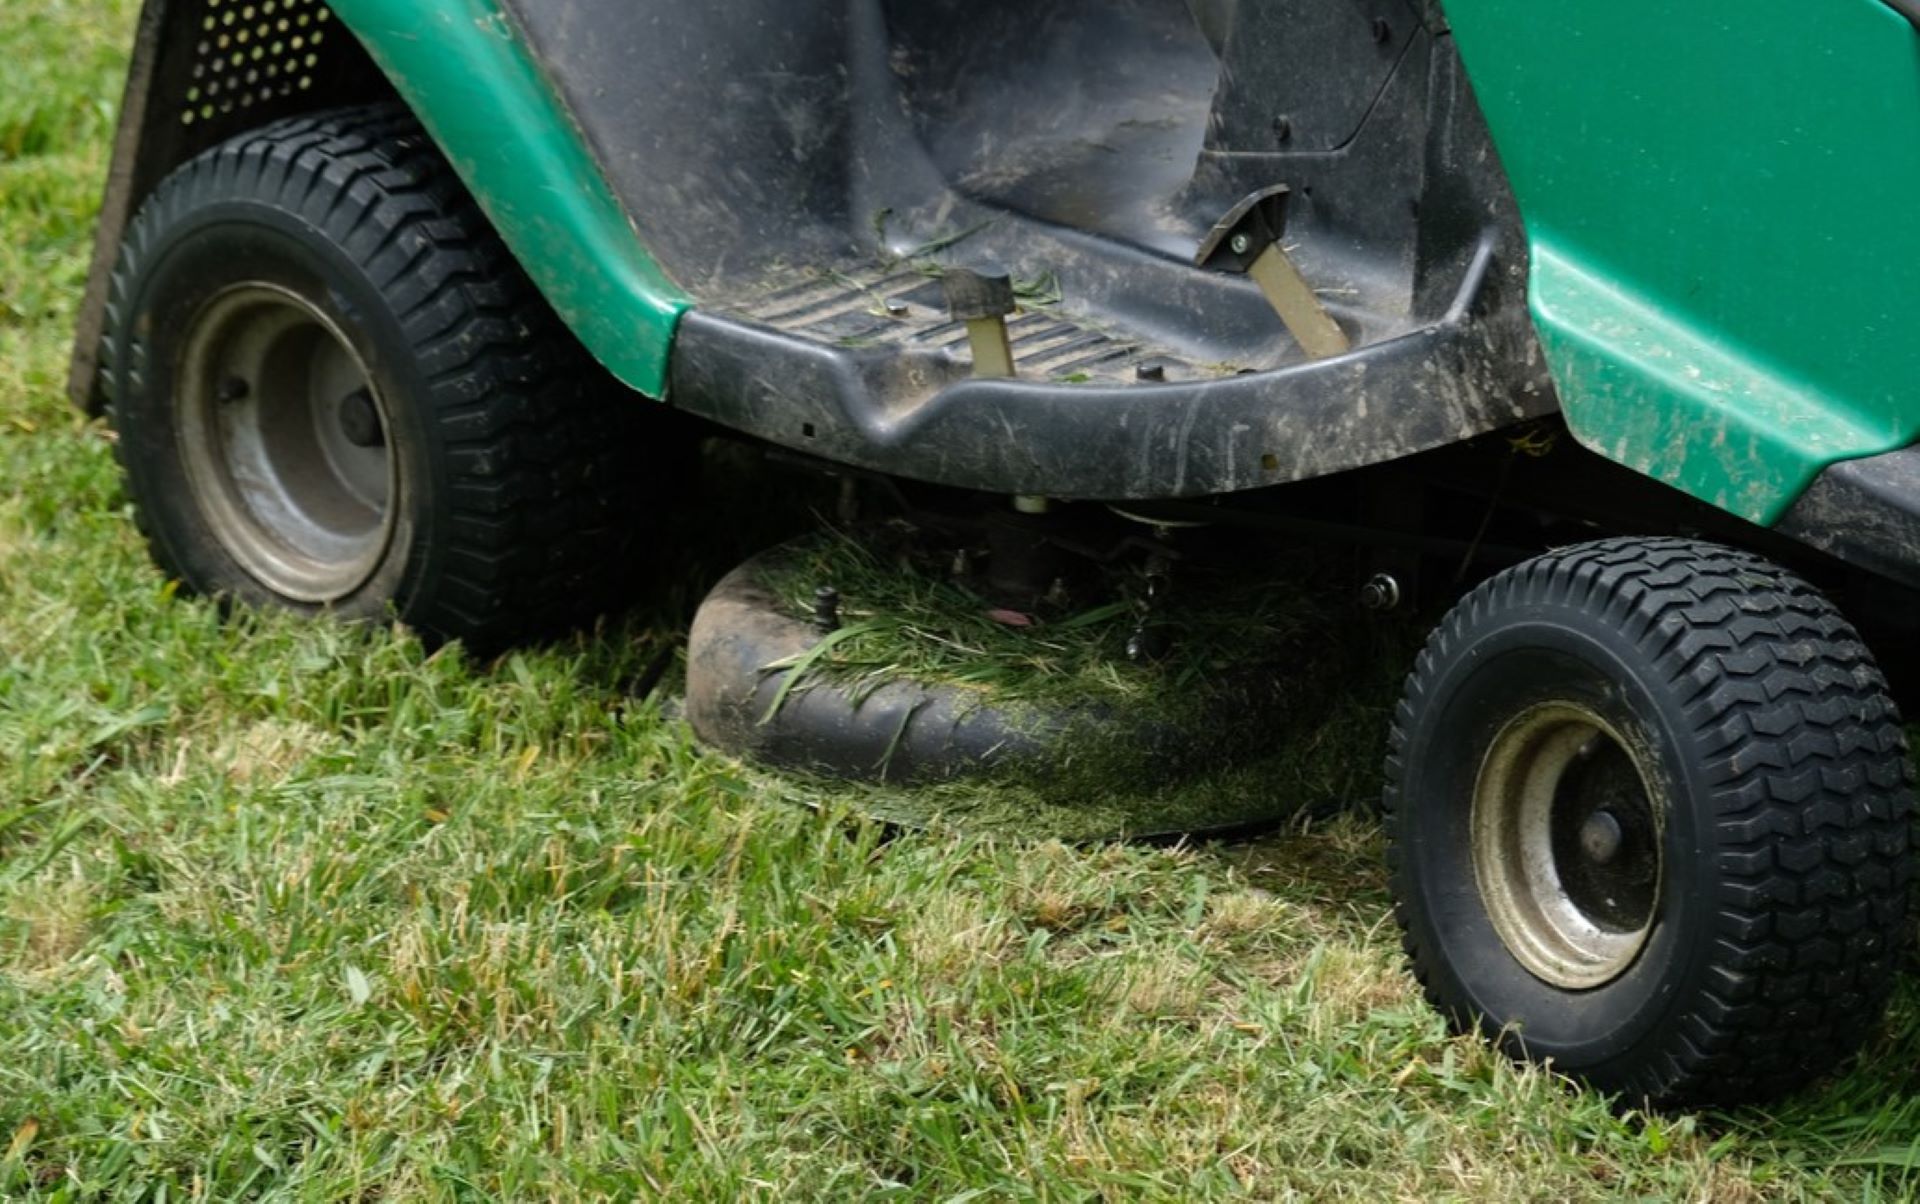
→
(1579, 810, 1625, 865)
(1471, 702, 1664, 990)
(176, 285, 398, 604)
(337, 388, 386, 449)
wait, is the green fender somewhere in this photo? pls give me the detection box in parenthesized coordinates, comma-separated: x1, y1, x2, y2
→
(1443, 0, 1920, 525)
(326, 0, 688, 399)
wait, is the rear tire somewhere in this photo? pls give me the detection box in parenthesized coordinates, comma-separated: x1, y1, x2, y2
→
(103, 105, 650, 647)
(1386, 537, 1915, 1106)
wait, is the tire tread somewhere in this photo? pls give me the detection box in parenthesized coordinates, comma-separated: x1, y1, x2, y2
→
(102, 104, 644, 646)
(1385, 537, 1916, 1105)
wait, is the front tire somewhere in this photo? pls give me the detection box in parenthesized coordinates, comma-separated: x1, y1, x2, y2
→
(103, 105, 647, 646)
(1387, 538, 1915, 1106)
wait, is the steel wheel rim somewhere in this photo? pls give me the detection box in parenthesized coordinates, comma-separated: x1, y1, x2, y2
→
(1471, 701, 1664, 990)
(176, 284, 397, 604)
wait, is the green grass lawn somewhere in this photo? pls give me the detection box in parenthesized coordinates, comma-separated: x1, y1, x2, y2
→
(7, 2, 1920, 1199)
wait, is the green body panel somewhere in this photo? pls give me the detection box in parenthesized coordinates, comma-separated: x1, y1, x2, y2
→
(326, 0, 688, 398)
(1442, 0, 1920, 524)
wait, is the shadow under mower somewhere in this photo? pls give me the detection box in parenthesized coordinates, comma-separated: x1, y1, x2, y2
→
(70, 0, 1920, 1109)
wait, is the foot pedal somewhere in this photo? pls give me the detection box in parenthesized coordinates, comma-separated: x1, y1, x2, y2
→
(1197, 186, 1350, 360)
(942, 266, 1019, 378)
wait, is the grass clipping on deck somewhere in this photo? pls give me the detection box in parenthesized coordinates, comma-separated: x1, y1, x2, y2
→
(743, 526, 1405, 840)
(763, 525, 1313, 700)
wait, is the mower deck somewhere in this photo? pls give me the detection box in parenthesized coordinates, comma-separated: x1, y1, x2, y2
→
(681, 525, 1361, 839)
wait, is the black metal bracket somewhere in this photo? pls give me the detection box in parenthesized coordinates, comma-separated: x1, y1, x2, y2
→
(1194, 184, 1292, 272)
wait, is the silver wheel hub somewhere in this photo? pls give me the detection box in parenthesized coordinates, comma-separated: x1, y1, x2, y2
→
(176, 285, 398, 604)
(1471, 702, 1664, 990)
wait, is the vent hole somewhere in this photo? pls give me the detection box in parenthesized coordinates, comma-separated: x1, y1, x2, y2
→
(181, 0, 330, 126)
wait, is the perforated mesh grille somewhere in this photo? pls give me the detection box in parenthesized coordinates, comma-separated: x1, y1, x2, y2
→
(181, 0, 337, 126)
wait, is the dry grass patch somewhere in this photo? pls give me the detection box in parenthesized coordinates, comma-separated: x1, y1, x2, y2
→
(1, 869, 94, 980)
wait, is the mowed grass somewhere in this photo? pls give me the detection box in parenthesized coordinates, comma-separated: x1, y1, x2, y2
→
(7, 3, 1920, 1200)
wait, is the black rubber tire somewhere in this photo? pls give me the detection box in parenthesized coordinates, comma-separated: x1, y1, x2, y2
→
(102, 105, 647, 647)
(1386, 537, 1916, 1106)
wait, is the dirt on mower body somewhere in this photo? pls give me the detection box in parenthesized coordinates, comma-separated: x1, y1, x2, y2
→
(69, 0, 1920, 1109)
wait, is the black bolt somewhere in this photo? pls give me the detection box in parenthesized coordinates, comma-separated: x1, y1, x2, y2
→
(1272, 115, 1293, 144)
(337, 388, 385, 449)
(1359, 573, 1403, 612)
(217, 376, 250, 403)
(1372, 17, 1393, 43)
(1127, 624, 1172, 664)
(812, 586, 842, 633)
